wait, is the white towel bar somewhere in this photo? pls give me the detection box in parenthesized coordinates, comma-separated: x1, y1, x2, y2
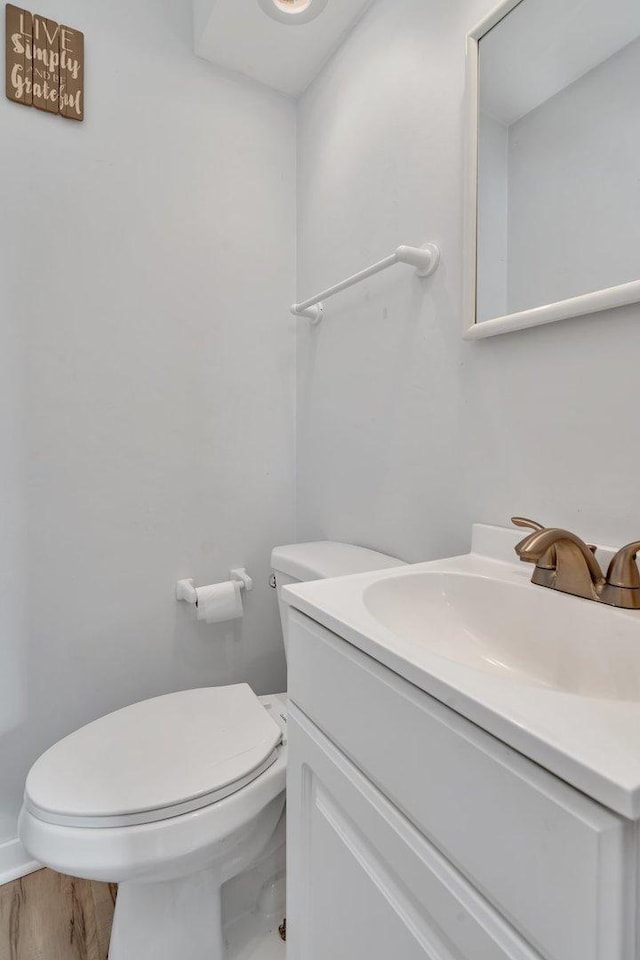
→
(291, 242, 440, 324)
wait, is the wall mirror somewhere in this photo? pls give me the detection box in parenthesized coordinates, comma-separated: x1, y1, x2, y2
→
(464, 0, 640, 339)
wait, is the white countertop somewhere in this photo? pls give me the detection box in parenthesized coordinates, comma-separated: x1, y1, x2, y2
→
(283, 524, 640, 819)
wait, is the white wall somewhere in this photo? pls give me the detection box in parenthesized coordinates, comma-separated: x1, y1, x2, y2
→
(296, 0, 640, 564)
(0, 0, 295, 864)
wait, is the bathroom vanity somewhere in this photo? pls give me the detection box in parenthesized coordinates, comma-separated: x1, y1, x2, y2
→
(284, 525, 640, 960)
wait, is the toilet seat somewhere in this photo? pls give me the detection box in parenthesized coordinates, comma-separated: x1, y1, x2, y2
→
(24, 684, 283, 829)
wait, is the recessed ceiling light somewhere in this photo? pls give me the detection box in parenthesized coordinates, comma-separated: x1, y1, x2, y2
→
(257, 0, 329, 25)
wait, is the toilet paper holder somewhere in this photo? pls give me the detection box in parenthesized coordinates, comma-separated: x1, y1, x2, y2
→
(176, 568, 253, 606)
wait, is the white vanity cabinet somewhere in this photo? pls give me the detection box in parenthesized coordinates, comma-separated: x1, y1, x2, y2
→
(286, 609, 637, 960)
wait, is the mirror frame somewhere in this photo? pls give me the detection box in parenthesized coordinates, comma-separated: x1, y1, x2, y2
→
(463, 0, 640, 340)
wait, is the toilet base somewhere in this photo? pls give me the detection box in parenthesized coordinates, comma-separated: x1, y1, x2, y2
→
(109, 867, 224, 960)
(108, 802, 287, 960)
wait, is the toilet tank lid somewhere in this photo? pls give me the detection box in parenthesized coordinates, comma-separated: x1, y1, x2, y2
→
(270, 541, 405, 582)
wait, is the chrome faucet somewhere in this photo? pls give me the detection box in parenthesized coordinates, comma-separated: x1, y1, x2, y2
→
(512, 518, 640, 610)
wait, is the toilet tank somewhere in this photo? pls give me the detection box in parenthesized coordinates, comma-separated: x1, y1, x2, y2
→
(271, 541, 405, 657)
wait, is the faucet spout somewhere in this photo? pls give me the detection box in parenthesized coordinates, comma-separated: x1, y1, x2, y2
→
(517, 528, 605, 601)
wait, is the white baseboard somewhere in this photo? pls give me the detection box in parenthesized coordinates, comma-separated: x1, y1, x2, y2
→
(0, 837, 41, 885)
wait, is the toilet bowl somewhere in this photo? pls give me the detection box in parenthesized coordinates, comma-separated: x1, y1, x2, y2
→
(19, 542, 404, 960)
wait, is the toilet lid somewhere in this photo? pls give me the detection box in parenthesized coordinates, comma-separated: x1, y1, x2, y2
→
(24, 684, 283, 828)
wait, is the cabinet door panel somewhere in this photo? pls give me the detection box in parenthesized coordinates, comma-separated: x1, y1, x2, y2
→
(287, 704, 542, 960)
(288, 610, 633, 960)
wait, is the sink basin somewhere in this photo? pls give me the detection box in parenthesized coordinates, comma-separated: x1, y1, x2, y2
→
(363, 571, 640, 701)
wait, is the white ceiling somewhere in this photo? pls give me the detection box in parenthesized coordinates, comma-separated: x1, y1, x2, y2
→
(479, 0, 640, 125)
(194, 0, 374, 98)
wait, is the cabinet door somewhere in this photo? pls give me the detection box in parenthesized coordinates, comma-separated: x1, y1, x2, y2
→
(287, 704, 542, 960)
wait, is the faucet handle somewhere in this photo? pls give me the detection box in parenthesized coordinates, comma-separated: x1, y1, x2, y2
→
(606, 542, 640, 589)
(511, 517, 557, 570)
(511, 517, 544, 532)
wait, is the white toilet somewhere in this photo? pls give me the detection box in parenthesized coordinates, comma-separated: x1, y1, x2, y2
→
(19, 541, 403, 960)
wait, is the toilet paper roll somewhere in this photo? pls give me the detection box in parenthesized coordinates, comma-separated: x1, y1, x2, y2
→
(196, 581, 243, 624)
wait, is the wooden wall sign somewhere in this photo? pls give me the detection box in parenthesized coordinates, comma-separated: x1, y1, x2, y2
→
(5, 4, 83, 120)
